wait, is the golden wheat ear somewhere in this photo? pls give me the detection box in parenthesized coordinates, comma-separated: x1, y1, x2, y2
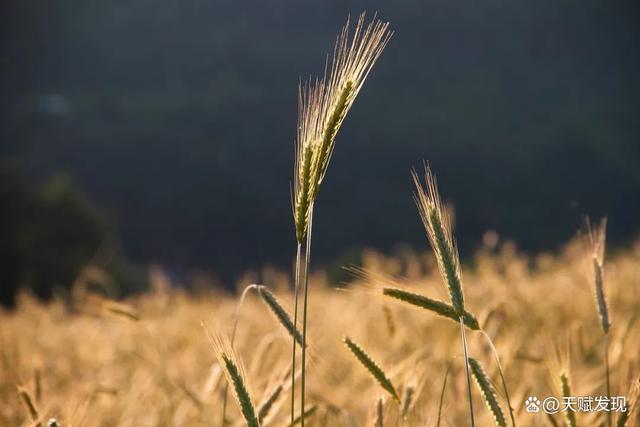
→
(293, 13, 392, 242)
(584, 217, 611, 334)
(203, 325, 260, 427)
(412, 165, 465, 316)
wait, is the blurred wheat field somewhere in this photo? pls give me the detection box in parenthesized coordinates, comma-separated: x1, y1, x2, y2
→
(1, 239, 639, 427)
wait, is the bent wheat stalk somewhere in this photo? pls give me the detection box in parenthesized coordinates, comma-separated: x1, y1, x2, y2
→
(413, 164, 474, 426)
(291, 12, 392, 427)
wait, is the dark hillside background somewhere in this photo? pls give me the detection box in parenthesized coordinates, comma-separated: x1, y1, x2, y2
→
(1, 0, 639, 302)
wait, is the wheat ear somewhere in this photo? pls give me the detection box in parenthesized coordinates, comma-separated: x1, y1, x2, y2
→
(616, 377, 639, 427)
(18, 386, 42, 426)
(343, 336, 399, 402)
(413, 164, 474, 425)
(293, 13, 392, 427)
(257, 286, 304, 346)
(586, 217, 611, 334)
(204, 327, 260, 427)
(585, 217, 613, 427)
(468, 358, 507, 427)
(221, 284, 258, 427)
(374, 396, 385, 427)
(560, 371, 577, 427)
(258, 383, 283, 423)
(401, 384, 415, 420)
(382, 287, 480, 330)
(412, 166, 465, 315)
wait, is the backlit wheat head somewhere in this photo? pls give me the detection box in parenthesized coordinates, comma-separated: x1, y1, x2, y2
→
(293, 13, 392, 242)
(585, 217, 610, 334)
(412, 165, 465, 316)
(204, 327, 260, 427)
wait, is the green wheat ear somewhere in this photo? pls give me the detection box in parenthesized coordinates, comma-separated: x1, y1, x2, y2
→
(412, 165, 465, 316)
(382, 287, 480, 330)
(257, 286, 304, 346)
(560, 371, 578, 427)
(468, 358, 507, 427)
(204, 326, 260, 427)
(343, 336, 399, 402)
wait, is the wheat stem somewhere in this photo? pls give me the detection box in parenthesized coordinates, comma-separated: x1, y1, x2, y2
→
(291, 242, 302, 426)
(605, 333, 612, 427)
(300, 205, 313, 427)
(460, 318, 475, 427)
(436, 359, 455, 427)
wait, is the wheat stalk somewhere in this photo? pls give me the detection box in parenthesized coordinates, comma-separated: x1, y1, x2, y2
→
(257, 286, 304, 346)
(560, 371, 577, 427)
(291, 13, 392, 427)
(468, 358, 507, 427)
(288, 405, 318, 427)
(343, 336, 399, 402)
(436, 360, 455, 427)
(412, 164, 474, 426)
(382, 287, 480, 330)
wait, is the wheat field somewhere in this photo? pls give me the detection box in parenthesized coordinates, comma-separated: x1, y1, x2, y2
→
(2, 238, 639, 426)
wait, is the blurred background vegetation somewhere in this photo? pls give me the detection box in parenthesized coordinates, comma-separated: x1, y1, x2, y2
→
(1, 0, 639, 305)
